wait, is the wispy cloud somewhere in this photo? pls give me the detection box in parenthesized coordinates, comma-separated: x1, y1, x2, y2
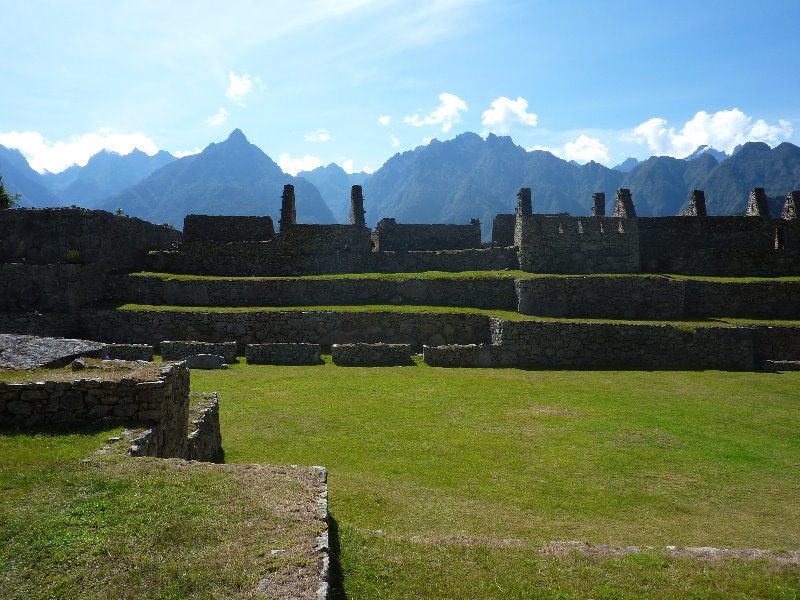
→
(378, 115, 391, 126)
(225, 70, 263, 103)
(404, 93, 467, 133)
(0, 129, 159, 173)
(278, 152, 322, 175)
(628, 109, 793, 157)
(305, 129, 332, 142)
(482, 96, 538, 134)
(205, 107, 229, 126)
(390, 134, 400, 147)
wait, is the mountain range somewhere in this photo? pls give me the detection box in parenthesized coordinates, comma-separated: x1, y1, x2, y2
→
(2, 129, 799, 235)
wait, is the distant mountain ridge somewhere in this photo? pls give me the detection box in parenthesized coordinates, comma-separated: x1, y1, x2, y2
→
(2, 130, 799, 234)
(99, 129, 336, 227)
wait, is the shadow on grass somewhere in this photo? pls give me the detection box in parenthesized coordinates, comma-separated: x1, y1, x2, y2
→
(327, 513, 348, 599)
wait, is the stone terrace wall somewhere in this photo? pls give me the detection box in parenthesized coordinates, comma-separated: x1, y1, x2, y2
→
(183, 215, 275, 243)
(516, 276, 684, 319)
(516, 215, 640, 274)
(0, 362, 190, 458)
(0, 264, 109, 312)
(148, 244, 519, 276)
(279, 224, 373, 254)
(638, 217, 800, 276)
(246, 343, 321, 365)
(87, 309, 491, 352)
(492, 214, 516, 247)
(120, 274, 518, 310)
(0, 208, 180, 268)
(750, 326, 800, 363)
(372, 218, 481, 251)
(331, 343, 413, 366)
(684, 279, 800, 319)
(490, 320, 755, 370)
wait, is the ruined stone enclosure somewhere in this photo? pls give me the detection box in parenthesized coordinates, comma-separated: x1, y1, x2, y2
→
(1, 184, 799, 372)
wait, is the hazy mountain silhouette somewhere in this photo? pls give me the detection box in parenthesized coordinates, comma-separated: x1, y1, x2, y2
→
(99, 129, 336, 227)
(298, 163, 372, 223)
(42, 149, 176, 209)
(0, 145, 62, 207)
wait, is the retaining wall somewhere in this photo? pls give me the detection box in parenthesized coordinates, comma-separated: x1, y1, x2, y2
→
(246, 343, 321, 365)
(187, 392, 223, 462)
(87, 309, 491, 351)
(161, 341, 238, 363)
(331, 343, 414, 366)
(121, 274, 518, 310)
(0, 362, 190, 458)
(0, 264, 109, 312)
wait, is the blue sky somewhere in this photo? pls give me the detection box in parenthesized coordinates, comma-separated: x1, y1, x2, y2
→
(2, 0, 799, 174)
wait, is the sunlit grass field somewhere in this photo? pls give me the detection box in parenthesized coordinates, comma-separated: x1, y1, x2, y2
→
(191, 360, 800, 599)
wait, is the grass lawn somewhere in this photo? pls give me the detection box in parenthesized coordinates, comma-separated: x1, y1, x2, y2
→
(0, 427, 326, 600)
(192, 361, 800, 599)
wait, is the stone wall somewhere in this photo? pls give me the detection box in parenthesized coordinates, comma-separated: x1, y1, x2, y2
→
(516, 215, 640, 274)
(0, 263, 108, 312)
(750, 326, 800, 364)
(492, 214, 516, 247)
(331, 343, 414, 366)
(637, 217, 800, 276)
(121, 273, 518, 310)
(516, 276, 684, 319)
(87, 309, 491, 352)
(422, 344, 502, 368)
(160, 341, 238, 363)
(372, 218, 481, 251)
(183, 215, 275, 243)
(148, 243, 519, 276)
(0, 361, 190, 458)
(246, 343, 321, 365)
(490, 320, 755, 370)
(99, 344, 154, 361)
(0, 207, 180, 268)
(187, 392, 223, 462)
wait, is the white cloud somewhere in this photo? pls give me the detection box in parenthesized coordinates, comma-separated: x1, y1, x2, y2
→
(481, 96, 538, 134)
(630, 109, 793, 157)
(0, 129, 159, 173)
(205, 107, 229, 126)
(527, 144, 559, 156)
(390, 134, 400, 147)
(278, 152, 322, 175)
(404, 93, 467, 133)
(422, 137, 434, 145)
(563, 135, 610, 164)
(342, 159, 354, 173)
(174, 148, 202, 158)
(305, 129, 332, 142)
(226, 70, 258, 103)
(378, 115, 391, 126)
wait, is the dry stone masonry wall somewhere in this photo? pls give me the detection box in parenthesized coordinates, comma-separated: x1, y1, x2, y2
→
(161, 341, 237, 363)
(246, 343, 322, 365)
(182, 215, 275, 243)
(331, 343, 414, 366)
(372, 218, 482, 252)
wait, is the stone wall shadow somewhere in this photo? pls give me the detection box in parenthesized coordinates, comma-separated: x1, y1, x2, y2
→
(327, 513, 348, 599)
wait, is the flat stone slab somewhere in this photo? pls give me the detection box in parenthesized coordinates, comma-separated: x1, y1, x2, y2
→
(0, 334, 106, 371)
(185, 354, 228, 370)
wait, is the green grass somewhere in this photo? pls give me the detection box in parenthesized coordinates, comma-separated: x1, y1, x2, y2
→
(113, 302, 800, 328)
(191, 363, 800, 598)
(0, 428, 325, 600)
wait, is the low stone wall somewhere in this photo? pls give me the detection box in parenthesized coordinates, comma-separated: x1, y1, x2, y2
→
(121, 273, 518, 310)
(88, 309, 491, 352)
(183, 215, 275, 243)
(0, 362, 190, 458)
(161, 341, 238, 363)
(331, 343, 414, 366)
(423, 344, 502, 368)
(99, 344, 154, 361)
(246, 343, 321, 365)
(491, 320, 755, 370)
(187, 392, 223, 462)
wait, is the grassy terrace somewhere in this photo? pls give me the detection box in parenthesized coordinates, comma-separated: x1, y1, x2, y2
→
(190, 362, 800, 598)
(0, 383, 325, 600)
(130, 270, 800, 283)
(113, 302, 800, 328)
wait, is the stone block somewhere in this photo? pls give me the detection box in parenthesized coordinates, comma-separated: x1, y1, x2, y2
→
(185, 354, 228, 370)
